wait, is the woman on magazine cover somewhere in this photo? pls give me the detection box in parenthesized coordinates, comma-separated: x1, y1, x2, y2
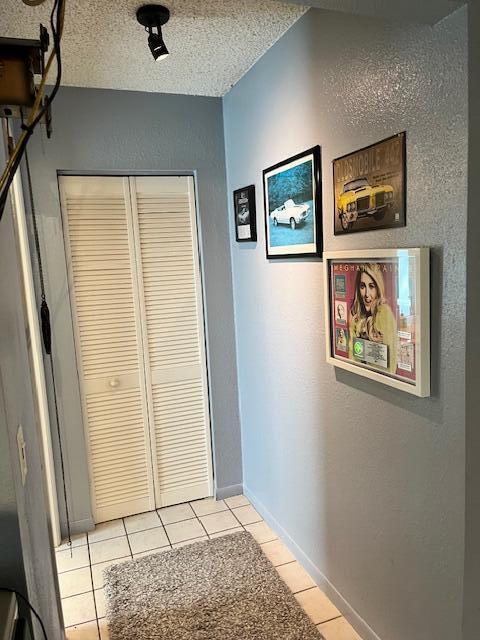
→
(349, 264, 397, 373)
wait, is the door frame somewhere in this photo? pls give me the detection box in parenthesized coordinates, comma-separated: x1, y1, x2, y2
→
(9, 160, 62, 546)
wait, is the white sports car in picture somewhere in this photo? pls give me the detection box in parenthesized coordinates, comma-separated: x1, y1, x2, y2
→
(270, 199, 309, 229)
(237, 206, 249, 224)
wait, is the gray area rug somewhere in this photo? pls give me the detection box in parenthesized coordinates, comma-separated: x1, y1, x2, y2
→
(104, 531, 325, 639)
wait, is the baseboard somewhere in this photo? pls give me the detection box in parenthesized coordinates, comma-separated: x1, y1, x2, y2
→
(67, 517, 95, 536)
(243, 486, 382, 640)
(215, 483, 243, 500)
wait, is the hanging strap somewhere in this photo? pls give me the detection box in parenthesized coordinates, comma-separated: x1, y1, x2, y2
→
(22, 115, 72, 551)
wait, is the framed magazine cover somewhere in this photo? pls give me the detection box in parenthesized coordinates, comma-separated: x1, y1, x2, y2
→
(263, 146, 322, 258)
(233, 184, 257, 242)
(323, 248, 430, 397)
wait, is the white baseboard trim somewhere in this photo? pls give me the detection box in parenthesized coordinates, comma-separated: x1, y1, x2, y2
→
(243, 485, 382, 640)
(67, 517, 95, 536)
(215, 483, 243, 500)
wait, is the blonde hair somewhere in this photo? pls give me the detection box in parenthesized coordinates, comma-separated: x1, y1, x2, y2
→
(350, 264, 386, 342)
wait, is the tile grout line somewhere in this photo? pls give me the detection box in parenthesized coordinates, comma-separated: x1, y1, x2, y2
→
(190, 498, 230, 519)
(153, 509, 164, 527)
(171, 525, 210, 546)
(203, 500, 281, 548)
(57, 563, 90, 575)
(256, 536, 277, 544)
(292, 584, 320, 596)
(157, 511, 199, 527)
(228, 507, 246, 529)
(274, 559, 297, 569)
(316, 614, 343, 626)
(293, 585, 317, 593)
(57, 542, 88, 551)
(205, 497, 258, 536)
(133, 544, 170, 558)
(151, 509, 174, 551)
(162, 515, 197, 525)
(87, 533, 128, 546)
(192, 498, 254, 533)
(196, 512, 212, 539)
(237, 516, 263, 527)
(62, 587, 98, 601)
(86, 532, 101, 639)
(122, 518, 134, 559)
(225, 499, 283, 545)
(126, 523, 168, 536)
(65, 617, 97, 629)
(162, 518, 174, 548)
(233, 501, 277, 543)
(207, 523, 247, 537)
(90, 553, 132, 568)
(224, 498, 267, 529)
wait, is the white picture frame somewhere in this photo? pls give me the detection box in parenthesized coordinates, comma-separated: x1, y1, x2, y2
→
(323, 248, 430, 397)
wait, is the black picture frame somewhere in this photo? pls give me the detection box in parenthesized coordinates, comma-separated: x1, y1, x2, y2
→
(233, 185, 257, 242)
(263, 146, 322, 259)
(332, 132, 407, 235)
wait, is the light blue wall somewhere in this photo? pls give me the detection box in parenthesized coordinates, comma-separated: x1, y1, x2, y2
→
(0, 140, 62, 637)
(463, 2, 480, 637)
(26, 88, 242, 532)
(223, 7, 467, 640)
(0, 380, 26, 596)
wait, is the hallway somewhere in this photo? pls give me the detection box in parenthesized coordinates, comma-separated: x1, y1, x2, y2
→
(0, 2, 476, 639)
(56, 495, 361, 640)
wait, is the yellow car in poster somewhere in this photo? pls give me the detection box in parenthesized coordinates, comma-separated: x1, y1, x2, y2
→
(337, 177, 394, 231)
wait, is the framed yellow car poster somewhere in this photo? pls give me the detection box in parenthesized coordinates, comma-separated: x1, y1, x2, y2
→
(333, 132, 406, 235)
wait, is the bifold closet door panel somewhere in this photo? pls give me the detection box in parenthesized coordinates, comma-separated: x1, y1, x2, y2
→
(59, 176, 155, 523)
(130, 176, 213, 507)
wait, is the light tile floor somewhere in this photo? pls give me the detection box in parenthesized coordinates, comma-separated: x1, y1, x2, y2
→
(56, 495, 362, 640)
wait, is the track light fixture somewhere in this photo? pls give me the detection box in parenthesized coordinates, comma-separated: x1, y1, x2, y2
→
(136, 4, 170, 62)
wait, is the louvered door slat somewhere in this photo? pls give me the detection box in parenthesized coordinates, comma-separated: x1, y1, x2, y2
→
(89, 417, 147, 435)
(60, 176, 155, 523)
(131, 176, 213, 507)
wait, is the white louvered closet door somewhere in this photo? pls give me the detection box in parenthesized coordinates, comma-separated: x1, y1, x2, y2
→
(129, 176, 213, 507)
(60, 174, 213, 523)
(59, 176, 155, 523)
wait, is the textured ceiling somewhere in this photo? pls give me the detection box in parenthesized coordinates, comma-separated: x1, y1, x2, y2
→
(0, 0, 308, 97)
(273, 0, 465, 24)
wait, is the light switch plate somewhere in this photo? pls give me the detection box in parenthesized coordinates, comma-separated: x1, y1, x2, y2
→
(16, 424, 27, 486)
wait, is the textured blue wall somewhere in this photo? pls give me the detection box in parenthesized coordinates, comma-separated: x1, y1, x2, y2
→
(0, 146, 62, 636)
(463, 2, 480, 637)
(224, 7, 467, 640)
(26, 88, 242, 531)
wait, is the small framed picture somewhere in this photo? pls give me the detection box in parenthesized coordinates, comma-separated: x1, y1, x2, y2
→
(263, 146, 322, 259)
(333, 132, 406, 235)
(323, 248, 430, 397)
(233, 185, 257, 242)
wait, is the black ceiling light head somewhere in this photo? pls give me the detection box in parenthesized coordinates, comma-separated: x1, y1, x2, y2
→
(136, 4, 170, 62)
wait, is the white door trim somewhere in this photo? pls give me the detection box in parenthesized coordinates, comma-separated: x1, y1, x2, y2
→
(10, 165, 61, 546)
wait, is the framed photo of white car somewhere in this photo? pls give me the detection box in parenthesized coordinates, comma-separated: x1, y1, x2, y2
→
(333, 132, 406, 235)
(233, 184, 257, 242)
(263, 146, 322, 258)
(323, 248, 430, 397)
